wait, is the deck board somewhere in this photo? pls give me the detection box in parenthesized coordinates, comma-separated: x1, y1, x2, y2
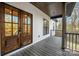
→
(5, 36, 79, 56)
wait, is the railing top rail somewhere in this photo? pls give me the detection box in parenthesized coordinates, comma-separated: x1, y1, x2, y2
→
(55, 30, 62, 31)
(65, 32, 79, 35)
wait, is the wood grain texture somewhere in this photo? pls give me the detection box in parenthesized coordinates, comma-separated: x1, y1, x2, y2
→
(31, 2, 49, 16)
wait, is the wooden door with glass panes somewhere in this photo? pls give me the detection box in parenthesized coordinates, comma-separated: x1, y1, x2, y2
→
(0, 3, 32, 55)
(4, 7, 20, 53)
(21, 13, 32, 46)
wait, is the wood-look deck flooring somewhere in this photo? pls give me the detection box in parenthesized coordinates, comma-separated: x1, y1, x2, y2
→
(6, 36, 79, 56)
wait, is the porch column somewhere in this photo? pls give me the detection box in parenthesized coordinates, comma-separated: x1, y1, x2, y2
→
(62, 2, 66, 49)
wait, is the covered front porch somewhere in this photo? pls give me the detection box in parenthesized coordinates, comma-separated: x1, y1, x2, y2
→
(0, 2, 79, 56)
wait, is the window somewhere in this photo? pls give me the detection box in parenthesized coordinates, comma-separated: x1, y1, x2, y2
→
(43, 19, 49, 35)
(56, 18, 62, 31)
(5, 8, 18, 36)
(53, 23, 55, 31)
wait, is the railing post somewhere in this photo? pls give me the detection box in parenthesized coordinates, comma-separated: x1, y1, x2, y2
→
(62, 2, 66, 49)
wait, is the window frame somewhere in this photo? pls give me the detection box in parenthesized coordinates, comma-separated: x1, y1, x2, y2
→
(43, 19, 49, 35)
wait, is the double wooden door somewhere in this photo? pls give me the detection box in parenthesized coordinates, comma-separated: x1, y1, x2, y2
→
(20, 12, 32, 46)
(1, 3, 32, 54)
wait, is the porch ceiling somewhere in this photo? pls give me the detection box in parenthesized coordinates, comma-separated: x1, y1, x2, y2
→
(31, 2, 76, 18)
(31, 2, 63, 17)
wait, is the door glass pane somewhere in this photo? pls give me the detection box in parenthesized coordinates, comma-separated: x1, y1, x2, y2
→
(5, 23, 12, 29)
(28, 25, 31, 34)
(23, 15, 27, 24)
(28, 17, 31, 24)
(5, 8, 12, 22)
(5, 8, 11, 14)
(13, 24, 18, 35)
(5, 23, 12, 36)
(5, 8, 11, 22)
(13, 16, 18, 23)
(25, 18, 27, 24)
(23, 25, 27, 33)
(5, 14, 12, 22)
(5, 28, 12, 36)
(13, 11, 18, 23)
(13, 28, 18, 35)
(13, 24, 18, 29)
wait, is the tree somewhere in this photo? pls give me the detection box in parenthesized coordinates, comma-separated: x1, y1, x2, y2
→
(71, 9, 77, 32)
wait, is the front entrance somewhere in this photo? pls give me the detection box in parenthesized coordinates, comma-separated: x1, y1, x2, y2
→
(0, 3, 32, 55)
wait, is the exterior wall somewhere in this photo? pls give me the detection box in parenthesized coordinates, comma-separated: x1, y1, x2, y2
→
(50, 20, 55, 36)
(4, 2, 55, 55)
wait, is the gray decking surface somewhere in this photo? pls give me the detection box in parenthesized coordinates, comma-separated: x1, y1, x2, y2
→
(6, 36, 79, 56)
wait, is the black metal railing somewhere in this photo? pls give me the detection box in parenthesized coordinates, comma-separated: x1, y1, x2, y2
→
(65, 33, 79, 52)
